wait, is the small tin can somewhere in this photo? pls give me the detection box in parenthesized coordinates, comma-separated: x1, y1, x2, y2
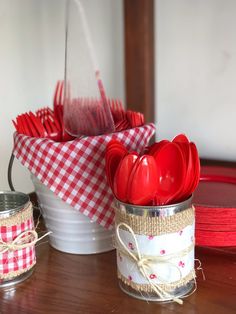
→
(0, 191, 36, 288)
(115, 197, 195, 303)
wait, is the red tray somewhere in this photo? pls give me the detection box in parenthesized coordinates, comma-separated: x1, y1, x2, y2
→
(193, 165, 236, 247)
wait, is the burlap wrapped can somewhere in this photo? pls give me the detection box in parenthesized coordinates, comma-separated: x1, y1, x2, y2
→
(114, 197, 196, 304)
(0, 191, 36, 288)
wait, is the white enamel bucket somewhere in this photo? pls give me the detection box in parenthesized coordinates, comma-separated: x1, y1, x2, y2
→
(31, 175, 114, 254)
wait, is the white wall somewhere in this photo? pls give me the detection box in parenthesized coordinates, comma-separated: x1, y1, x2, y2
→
(0, 0, 124, 192)
(155, 0, 236, 161)
(5, 0, 234, 194)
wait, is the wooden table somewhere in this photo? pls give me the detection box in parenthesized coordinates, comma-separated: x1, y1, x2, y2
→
(0, 243, 235, 314)
(1, 163, 235, 313)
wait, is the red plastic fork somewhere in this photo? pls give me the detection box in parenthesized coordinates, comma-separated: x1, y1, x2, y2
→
(53, 80, 64, 126)
(28, 112, 47, 137)
(126, 110, 144, 128)
(36, 107, 62, 141)
(108, 98, 125, 123)
(53, 80, 74, 141)
(115, 119, 130, 132)
(13, 112, 46, 138)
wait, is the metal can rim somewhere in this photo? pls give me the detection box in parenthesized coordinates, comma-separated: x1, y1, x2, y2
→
(114, 196, 193, 217)
(0, 191, 30, 217)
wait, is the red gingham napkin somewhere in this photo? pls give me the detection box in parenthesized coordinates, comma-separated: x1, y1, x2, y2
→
(0, 217, 36, 279)
(13, 123, 155, 229)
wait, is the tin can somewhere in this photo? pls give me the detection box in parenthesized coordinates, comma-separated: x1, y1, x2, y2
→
(0, 191, 35, 288)
(114, 197, 195, 303)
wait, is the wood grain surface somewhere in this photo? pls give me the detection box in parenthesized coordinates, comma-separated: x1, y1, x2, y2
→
(1, 164, 235, 313)
(0, 242, 235, 314)
(124, 0, 155, 123)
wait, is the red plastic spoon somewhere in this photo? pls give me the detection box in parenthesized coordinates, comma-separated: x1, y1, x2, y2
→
(153, 142, 186, 205)
(172, 134, 192, 201)
(113, 153, 138, 202)
(172, 134, 189, 143)
(147, 140, 169, 156)
(105, 140, 128, 190)
(188, 142, 200, 195)
(127, 155, 158, 205)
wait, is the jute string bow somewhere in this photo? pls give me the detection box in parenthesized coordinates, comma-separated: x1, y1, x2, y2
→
(116, 222, 195, 305)
(0, 230, 52, 254)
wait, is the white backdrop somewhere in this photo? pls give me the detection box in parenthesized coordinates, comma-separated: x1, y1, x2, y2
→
(155, 0, 236, 161)
(0, 0, 124, 192)
(1, 0, 235, 194)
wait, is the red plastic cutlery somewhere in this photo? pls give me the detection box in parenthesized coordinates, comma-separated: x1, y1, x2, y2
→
(127, 155, 158, 205)
(105, 136, 200, 206)
(105, 140, 128, 190)
(113, 153, 138, 202)
(153, 142, 186, 205)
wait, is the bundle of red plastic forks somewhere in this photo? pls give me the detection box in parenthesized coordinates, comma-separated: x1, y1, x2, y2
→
(12, 81, 144, 142)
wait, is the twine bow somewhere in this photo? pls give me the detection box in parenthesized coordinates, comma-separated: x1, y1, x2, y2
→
(116, 222, 196, 305)
(0, 230, 52, 254)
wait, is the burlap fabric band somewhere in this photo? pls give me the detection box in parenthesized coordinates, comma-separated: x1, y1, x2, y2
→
(115, 206, 195, 236)
(0, 203, 32, 227)
(2, 263, 36, 281)
(115, 206, 196, 304)
(117, 269, 195, 293)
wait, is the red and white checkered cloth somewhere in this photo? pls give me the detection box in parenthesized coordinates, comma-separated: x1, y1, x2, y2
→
(0, 215, 36, 279)
(13, 123, 155, 229)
